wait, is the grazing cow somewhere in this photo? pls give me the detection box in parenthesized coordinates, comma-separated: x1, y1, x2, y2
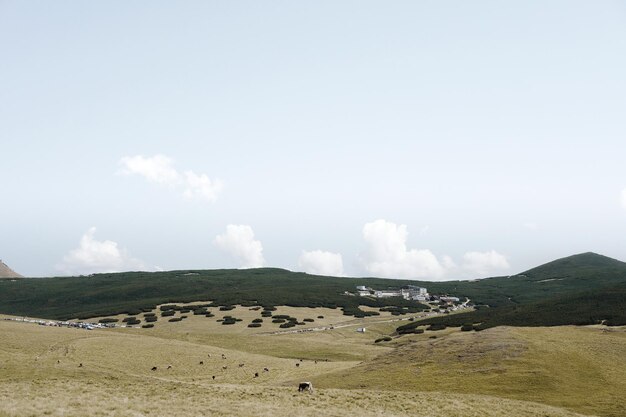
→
(199, 361, 204, 365)
(314, 360, 318, 364)
(78, 363, 83, 368)
(151, 366, 157, 371)
(298, 382, 314, 393)
(221, 354, 226, 359)
(299, 359, 303, 362)
(222, 365, 228, 370)
(207, 354, 211, 358)
(238, 363, 245, 367)
(295, 363, 300, 367)
(212, 375, 216, 380)
(167, 365, 172, 369)
(254, 372, 259, 378)
(263, 367, 269, 372)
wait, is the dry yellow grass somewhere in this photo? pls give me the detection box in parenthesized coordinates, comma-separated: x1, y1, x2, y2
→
(318, 325, 626, 417)
(1, 310, 620, 417)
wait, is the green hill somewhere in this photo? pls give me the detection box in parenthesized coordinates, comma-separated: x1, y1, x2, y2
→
(397, 253, 626, 333)
(0, 268, 429, 320)
(2, 252, 625, 327)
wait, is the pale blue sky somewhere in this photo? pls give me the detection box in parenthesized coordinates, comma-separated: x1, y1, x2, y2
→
(1, 1, 625, 279)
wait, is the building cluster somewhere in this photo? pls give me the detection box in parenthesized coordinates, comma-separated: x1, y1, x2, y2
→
(355, 285, 430, 301)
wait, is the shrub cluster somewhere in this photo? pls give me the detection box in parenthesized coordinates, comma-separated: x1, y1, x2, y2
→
(142, 324, 154, 328)
(161, 310, 176, 317)
(221, 315, 238, 325)
(247, 323, 262, 328)
(98, 318, 118, 323)
(375, 336, 392, 343)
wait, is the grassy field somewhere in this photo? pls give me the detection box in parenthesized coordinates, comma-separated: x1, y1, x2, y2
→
(1, 306, 623, 417)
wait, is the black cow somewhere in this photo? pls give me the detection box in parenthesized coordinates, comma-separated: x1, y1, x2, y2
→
(298, 382, 313, 393)
(151, 366, 157, 371)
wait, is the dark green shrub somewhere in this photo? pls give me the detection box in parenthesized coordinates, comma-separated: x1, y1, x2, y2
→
(272, 319, 286, 323)
(375, 336, 392, 343)
(317, 315, 324, 319)
(142, 324, 154, 328)
(122, 316, 137, 323)
(219, 305, 235, 311)
(125, 309, 142, 316)
(143, 313, 156, 317)
(160, 305, 177, 311)
(261, 311, 273, 317)
(461, 324, 473, 331)
(161, 310, 175, 317)
(426, 324, 446, 331)
(252, 318, 263, 323)
(279, 322, 295, 328)
(272, 315, 290, 319)
(98, 318, 118, 323)
(169, 317, 183, 322)
(303, 318, 314, 322)
(247, 323, 262, 328)
(205, 313, 215, 317)
(144, 316, 157, 323)
(263, 306, 276, 311)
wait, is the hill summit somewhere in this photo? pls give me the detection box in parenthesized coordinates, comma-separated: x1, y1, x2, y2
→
(520, 252, 626, 281)
(0, 260, 23, 278)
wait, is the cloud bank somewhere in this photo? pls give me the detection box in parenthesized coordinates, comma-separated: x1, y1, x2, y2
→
(119, 154, 223, 202)
(359, 219, 510, 280)
(214, 225, 265, 268)
(299, 250, 344, 276)
(360, 219, 446, 280)
(461, 250, 510, 276)
(57, 227, 145, 275)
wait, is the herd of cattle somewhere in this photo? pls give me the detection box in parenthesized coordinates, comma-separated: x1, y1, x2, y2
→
(142, 353, 315, 393)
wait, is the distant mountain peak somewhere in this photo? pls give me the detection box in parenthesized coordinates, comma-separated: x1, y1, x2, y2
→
(0, 260, 23, 278)
(522, 252, 626, 280)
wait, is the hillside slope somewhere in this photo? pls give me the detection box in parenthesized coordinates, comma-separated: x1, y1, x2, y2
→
(0, 260, 22, 278)
(2, 253, 625, 325)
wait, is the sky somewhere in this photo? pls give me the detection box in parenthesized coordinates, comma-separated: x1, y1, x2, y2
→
(1, 1, 625, 280)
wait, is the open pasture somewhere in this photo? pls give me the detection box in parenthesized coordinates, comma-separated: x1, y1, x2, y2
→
(1, 309, 623, 417)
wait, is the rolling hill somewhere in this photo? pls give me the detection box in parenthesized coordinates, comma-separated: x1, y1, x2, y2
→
(1, 252, 625, 327)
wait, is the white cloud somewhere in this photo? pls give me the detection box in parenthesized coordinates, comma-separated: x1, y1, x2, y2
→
(461, 250, 510, 276)
(183, 171, 223, 202)
(299, 250, 344, 276)
(214, 225, 265, 268)
(360, 219, 446, 280)
(119, 154, 223, 202)
(119, 154, 181, 185)
(621, 188, 626, 209)
(57, 227, 145, 275)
